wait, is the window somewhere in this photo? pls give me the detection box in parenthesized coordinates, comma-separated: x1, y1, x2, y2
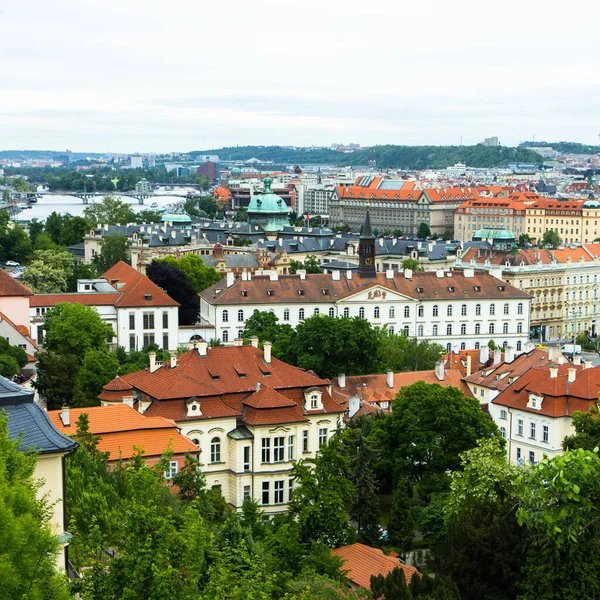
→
(374, 306, 380, 319)
(163, 333, 169, 350)
(143, 333, 155, 347)
(283, 308, 289, 321)
(143, 312, 155, 329)
(490, 304, 495, 315)
(432, 305, 439, 317)
(475, 304, 481, 316)
(418, 306, 424, 317)
(516, 447, 522, 461)
(222, 309, 229, 322)
(329, 307, 335, 318)
(500, 427, 506, 439)
(389, 306, 395, 318)
(243, 485, 251, 501)
(274, 480, 284, 504)
(238, 309, 244, 322)
(302, 430, 309, 453)
(529, 451, 536, 464)
(543, 425, 549, 442)
(418, 325, 424, 336)
(460, 324, 466, 335)
(517, 322, 523, 333)
(500, 409, 507, 419)
(475, 342, 480, 349)
(289, 478, 294, 501)
(447, 305, 453, 316)
(475, 323, 480, 334)
(460, 342, 466, 350)
(404, 306, 410, 318)
(343, 307, 350, 318)
(299, 308, 305, 320)
(503, 303, 509, 315)
(518, 303, 523, 315)
(530, 422, 536, 439)
(261, 438, 271, 463)
(319, 428, 328, 447)
(432, 325, 438, 336)
(162, 311, 169, 328)
(243, 446, 251, 471)
(446, 343, 452, 352)
(129, 313, 135, 330)
(164, 460, 178, 480)
(359, 307, 365, 318)
(446, 324, 452, 335)
(313, 307, 320, 315)
(310, 394, 318, 409)
(517, 341, 522, 351)
(403, 325, 409, 336)
(129, 335, 136, 351)
(262, 481, 270, 505)
(489, 323, 495, 334)
(288, 435, 294, 460)
(517, 419, 524, 436)
(461, 304, 467, 316)
(222, 330, 229, 342)
(503, 323, 509, 334)
(210, 437, 221, 463)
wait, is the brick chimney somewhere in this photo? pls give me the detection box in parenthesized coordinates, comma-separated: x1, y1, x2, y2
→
(213, 243, 223, 259)
(568, 368, 577, 383)
(338, 373, 346, 388)
(263, 341, 272, 365)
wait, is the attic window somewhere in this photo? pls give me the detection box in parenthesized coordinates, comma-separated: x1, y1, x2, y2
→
(498, 285, 505, 291)
(322, 289, 329, 295)
(267, 289, 274, 296)
(144, 293, 152, 301)
(473, 286, 481, 292)
(298, 289, 304, 296)
(448, 286, 455, 292)
(233, 365, 246, 378)
(416, 287, 424, 293)
(207, 368, 220, 380)
(241, 290, 248, 297)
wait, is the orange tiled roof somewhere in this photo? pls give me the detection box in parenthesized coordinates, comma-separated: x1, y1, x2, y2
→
(337, 186, 419, 202)
(0, 269, 32, 297)
(332, 543, 419, 590)
(423, 187, 480, 203)
(30, 293, 121, 308)
(0, 311, 37, 350)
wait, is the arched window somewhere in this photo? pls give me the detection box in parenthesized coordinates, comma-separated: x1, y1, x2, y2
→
(314, 308, 319, 315)
(299, 308, 305, 320)
(389, 326, 395, 334)
(432, 305, 439, 317)
(503, 323, 509, 334)
(446, 343, 452, 352)
(403, 325, 409, 336)
(460, 342, 466, 350)
(343, 307, 350, 318)
(359, 307, 365, 318)
(328, 307, 335, 318)
(489, 323, 495, 334)
(517, 341, 522, 351)
(222, 330, 229, 342)
(210, 437, 221, 463)
(389, 306, 395, 318)
(503, 340, 508, 348)
(418, 325, 424, 336)
(418, 306, 424, 317)
(475, 342, 480, 349)
(432, 325, 438, 336)
(461, 324, 466, 335)
(404, 306, 410, 318)
(447, 324, 452, 335)
(374, 306, 380, 319)
(461, 304, 467, 316)
(518, 303, 523, 315)
(237, 309, 244, 322)
(447, 305, 453, 316)
(504, 303, 509, 315)
(517, 322, 523, 333)
(283, 308, 290, 321)
(475, 323, 481, 334)
(475, 304, 481, 315)
(191, 437, 200, 446)
(490, 304, 495, 315)
(222, 309, 229, 322)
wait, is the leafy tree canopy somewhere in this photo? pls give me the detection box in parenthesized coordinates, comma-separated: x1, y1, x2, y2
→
(21, 249, 75, 293)
(288, 255, 323, 274)
(83, 195, 136, 226)
(161, 254, 221, 293)
(400, 257, 423, 272)
(92, 232, 129, 272)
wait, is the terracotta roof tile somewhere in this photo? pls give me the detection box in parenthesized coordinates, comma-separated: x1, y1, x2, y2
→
(30, 293, 121, 307)
(0, 269, 32, 297)
(244, 405, 308, 426)
(243, 385, 297, 409)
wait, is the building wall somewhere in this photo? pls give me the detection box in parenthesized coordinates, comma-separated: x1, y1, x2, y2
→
(117, 305, 179, 351)
(0, 296, 30, 329)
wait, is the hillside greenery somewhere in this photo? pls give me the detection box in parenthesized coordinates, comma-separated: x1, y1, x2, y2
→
(520, 141, 600, 155)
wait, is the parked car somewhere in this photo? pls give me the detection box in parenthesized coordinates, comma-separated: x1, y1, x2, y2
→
(6, 261, 20, 267)
(561, 344, 582, 355)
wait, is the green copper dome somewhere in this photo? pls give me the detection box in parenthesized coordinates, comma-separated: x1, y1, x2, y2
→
(473, 228, 516, 241)
(230, 166, 242, 177)
(247, 178, 290, 232)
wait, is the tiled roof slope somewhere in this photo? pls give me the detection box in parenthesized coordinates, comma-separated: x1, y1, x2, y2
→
(0, 268, 33, 296)
(332, 543, 418, 590)
(201, 270, 530, 306)
(30, 293, 121, 307)
(102, 261, 179, 308)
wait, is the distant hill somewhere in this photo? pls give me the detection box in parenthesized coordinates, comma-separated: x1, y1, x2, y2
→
(519, 141, 600, 155)
(197, 144, 542, 169)
(0, 150, 104, 161)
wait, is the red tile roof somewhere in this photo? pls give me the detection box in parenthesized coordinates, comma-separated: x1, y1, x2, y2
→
(0, 269, 32, 297)
(243, 385, 297, 409)
(332, 544, 419, 590)
(0, 311, 37, 350)
(30, 293, 121, 307)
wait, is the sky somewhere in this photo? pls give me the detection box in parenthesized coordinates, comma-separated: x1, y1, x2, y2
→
(1, 0, 599, 153)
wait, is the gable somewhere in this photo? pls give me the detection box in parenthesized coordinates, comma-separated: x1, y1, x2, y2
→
(338, 285, 417, 304)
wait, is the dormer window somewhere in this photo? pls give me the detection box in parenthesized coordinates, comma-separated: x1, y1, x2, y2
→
(304, 388, 323, 411)
(527, 393, 543, 410)
(144, 293, 152, 301)
(186, 399, 202, 417)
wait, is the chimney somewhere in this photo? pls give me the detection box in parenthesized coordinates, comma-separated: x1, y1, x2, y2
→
(404, 269, 413, 280)
(250, 336, 259, 348)
(255, 381, 261, 391)
(463, 268, 475, 278)
(386, 269, 394, 279)
(573, 356, 581, 366)
(435, 358, 445, 381)
(298, 269, 306, 280)
(493, 349, 502, 365)
(198, 341, 208, 356)
(347, 270, 353, 280)
(568, 368, 577, 383)
(466, 354, 472, 377)
(234, 337, 243, 346)
(213, 243, 223, 259)
(549, 366, 559, 378)
(557, 353, 566, 365)
(338, 373, 346, 389)
(479, 345, 490, 364)
(242, 271, 248, 281)
(332, 270, 341, 281)
(436, 270, 444, 278)
(61, 406, 70, 427)
(170, 352, 177, 368)
(387, 370, 394, 388)
(584, 359, 592, 370)
(148, 351, 157, 373)
(269, 271, 279, 281)
(123, 397, 134, 408)
(505, 346, 515, 363)
(226, 272, 235, 287)
(263, 341, 272, 364)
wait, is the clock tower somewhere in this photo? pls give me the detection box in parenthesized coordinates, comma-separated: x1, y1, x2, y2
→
(358, 205, 377, 278)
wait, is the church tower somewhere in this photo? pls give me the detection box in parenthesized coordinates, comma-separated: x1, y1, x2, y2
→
(358, 204, 376, 278)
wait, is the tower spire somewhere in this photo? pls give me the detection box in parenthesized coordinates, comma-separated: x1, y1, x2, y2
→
(358, 202, 376, 278)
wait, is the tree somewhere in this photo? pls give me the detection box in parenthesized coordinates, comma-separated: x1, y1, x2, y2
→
(370, 381, 500, 497)
(387, 480, 414, 552)
(377, 332, 444, 373)
(541, 229, 562, 248)
(61, 215, 92, 246)
(519, 233, 532, 246)
(21, 249, 74, 293)
(172, 452, 207, 503)
(241, 310, 294, 349)
(68, 262, 99, 292)
(442, 228, 453, 241)
(77, 349, 120, 405)
(42, 302, 115, 360)
(83, 195, 136, 226)
(0, 336, 28, 378)
(44, 212, 65, 245)
(0, 223, 32, 263)
(233, 208, 248, 222)
(146, 260, 199, 325)
(400, 257, 423, 272)
(135, 210, 162, 224)
(563, 404, 600, 451)
(28, 217, 44, 245)
(289, 255, 323, 275)
(161, 254, 221, 293)
(0, 414, 71, 600)
(417, 222, 431, 239)
(33, 350, 81, 409)
(93, 232, 129, 272)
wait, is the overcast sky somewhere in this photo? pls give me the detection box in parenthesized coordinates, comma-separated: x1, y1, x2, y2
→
(1, 0, 599, 153)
